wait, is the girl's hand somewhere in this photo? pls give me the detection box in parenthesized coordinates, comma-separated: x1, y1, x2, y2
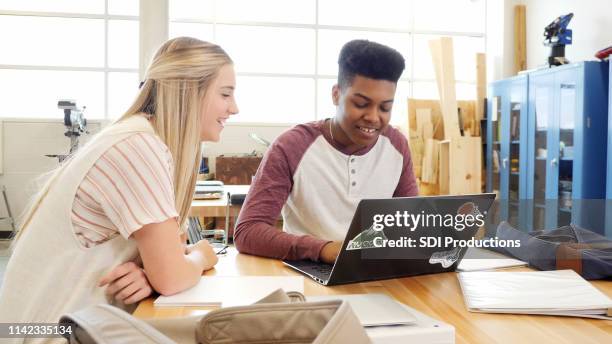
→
(187, 240, 219, 271)
(98, 261, 154, 304)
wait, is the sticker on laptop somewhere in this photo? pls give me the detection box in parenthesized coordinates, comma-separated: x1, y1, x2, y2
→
(455, 202, 485, 232)
(429, 246, 463, 268)
(345, 225, 388, 251)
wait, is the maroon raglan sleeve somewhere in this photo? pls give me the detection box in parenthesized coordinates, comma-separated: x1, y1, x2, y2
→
(386, 127, 419, 197)
(234, 125, 331, 261)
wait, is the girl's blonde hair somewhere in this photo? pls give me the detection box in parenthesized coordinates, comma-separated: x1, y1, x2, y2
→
(14, 37, 232, 244)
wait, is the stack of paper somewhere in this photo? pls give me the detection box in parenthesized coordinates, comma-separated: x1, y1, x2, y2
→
(194, 181, 224, 199)
(307, 294, 416, 327)
(155, 276, 304, 307)
(457, 247, 527, 272)
(458, 269, 612, 319)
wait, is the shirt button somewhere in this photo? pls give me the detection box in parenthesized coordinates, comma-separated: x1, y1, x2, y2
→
(352, 181, 356, 186)
(351, 169, 356, 174)
(351, 158, 355, 163)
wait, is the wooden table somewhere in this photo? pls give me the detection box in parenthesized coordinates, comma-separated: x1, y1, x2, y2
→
(190, 185, 249, 217)
(134, 249, 612, 343)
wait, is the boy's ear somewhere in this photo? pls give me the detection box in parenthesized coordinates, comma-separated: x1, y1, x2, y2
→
(332, 84, 340, 106)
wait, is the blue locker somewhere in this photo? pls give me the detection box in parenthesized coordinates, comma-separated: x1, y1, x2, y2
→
(488, 61, 608, 234)
(486, 75, 528, 229)
(607, 60, 612, 199)
(606, 61, 612, 238)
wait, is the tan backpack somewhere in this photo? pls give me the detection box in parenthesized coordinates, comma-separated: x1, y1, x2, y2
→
(59, 289, 371, 344)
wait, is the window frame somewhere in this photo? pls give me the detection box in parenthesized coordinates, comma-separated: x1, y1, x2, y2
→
(0, 0, 487, 122)
(168, 0, 487, 125)
(0, 1, 139, 119)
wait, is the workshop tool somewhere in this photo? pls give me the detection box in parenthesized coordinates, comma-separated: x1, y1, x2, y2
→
(543, 13, 574, 66)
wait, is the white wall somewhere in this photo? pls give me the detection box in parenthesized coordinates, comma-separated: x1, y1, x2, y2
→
(203, 123, 291, 172)
(0, 119, 102, 232)
(517, 0, 610, 70)
(486, 0, 518, 80)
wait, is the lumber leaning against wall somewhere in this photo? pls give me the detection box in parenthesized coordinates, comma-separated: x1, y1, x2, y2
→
(427, 36, 482, 195)
(514, 5, 527, 75)
(428, 37, 461, 140)
(407, 99, 478, 141)
(407, 99, 480, 195)
(475, 53, 486, 137)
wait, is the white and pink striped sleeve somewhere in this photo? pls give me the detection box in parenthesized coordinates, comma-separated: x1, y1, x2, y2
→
(75, 133, 178, 240)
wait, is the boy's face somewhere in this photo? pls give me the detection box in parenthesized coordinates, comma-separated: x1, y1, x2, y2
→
(332, 75, 396, 147)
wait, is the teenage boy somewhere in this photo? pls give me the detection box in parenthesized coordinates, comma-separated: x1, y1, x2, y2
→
(235, 39, 418, 263)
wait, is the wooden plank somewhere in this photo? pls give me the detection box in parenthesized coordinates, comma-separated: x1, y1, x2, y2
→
(408, 99, 444, 140)
(416, 108, 432, 136)
(438, 141, 450, 195)
(429, 37, 461, 140)
(460, 101, 475, 137)
(408, 129, 424, 179)
(408, 99, 476, 141)
(449, 137, 482, 194)
(514, 5, 527, 74)
(475, 53, 486, 137)
(418, 181, 439, 196)
(422, 122, 434, 140)
(421, 139, 439, 184)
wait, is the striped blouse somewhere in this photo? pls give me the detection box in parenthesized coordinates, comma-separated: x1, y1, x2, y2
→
(71, 132, 178, 248)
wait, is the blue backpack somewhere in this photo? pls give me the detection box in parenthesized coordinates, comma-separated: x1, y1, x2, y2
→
(492, 221, 612, 280)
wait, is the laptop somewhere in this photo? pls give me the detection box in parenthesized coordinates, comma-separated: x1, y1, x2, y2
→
(284, 193, 495, 286)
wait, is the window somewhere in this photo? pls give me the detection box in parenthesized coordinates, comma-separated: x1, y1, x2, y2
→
(1, 1, 486, 123)
(0, 0, 139, 119)
(169, 0, 486, 124)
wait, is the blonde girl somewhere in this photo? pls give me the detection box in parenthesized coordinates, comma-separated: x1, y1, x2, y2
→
(0, 37, 238, 343)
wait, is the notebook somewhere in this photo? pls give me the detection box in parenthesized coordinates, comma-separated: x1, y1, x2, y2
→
(458, 269, 612, 319)
(154, 276, 304, 307)
(457, 247, 527, 272)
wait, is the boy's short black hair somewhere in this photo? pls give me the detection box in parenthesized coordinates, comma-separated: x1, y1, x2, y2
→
(337, 39, 405, 89)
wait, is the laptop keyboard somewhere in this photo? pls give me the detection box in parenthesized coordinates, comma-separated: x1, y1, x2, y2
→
(285, 260, 334, 282)
(311, 264, 332, 275)
(301, 263, 333, 281)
